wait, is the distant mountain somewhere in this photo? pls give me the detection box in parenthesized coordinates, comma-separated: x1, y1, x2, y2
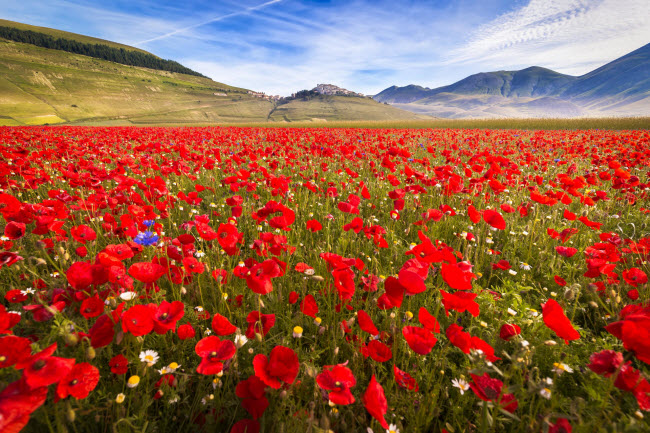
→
(375, 43, 650, 118)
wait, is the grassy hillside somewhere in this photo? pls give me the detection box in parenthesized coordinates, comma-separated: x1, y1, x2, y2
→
(0, 19, 152, 55)
(269, 95, 428, 122)
(0, 21, 433, 125)
(0, 39, 274, 125)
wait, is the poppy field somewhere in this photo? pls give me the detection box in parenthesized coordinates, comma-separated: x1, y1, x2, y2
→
(1, 125, 650, 433)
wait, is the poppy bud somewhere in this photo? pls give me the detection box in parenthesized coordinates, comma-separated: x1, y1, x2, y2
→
(66, 408, 76, 423)
(86, 346, 96, 360)
(588, 301, 599, 308)
(255, 333, 263, 342)
(65, 333, 79, 346)
(279, 390, 288, 399)
(180, 287, 187, 295)
(563, 289, 575, 301)
(311, 275, 324, 281)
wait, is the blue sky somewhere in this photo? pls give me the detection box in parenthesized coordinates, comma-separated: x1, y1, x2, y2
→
(1, 0, 649, 95)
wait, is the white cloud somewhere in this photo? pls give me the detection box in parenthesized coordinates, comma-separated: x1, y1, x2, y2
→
(448, 0, 650, 75)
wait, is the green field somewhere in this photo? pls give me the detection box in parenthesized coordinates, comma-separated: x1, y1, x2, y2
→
(268, 95, 428, 122)
(170, 117, 650, 130)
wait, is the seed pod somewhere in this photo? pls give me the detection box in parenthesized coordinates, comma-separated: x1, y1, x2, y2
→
(86, 346, 96, 360)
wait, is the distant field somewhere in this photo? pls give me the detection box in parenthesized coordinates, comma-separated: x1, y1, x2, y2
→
(268, 95, 427, 122)
(176, 117, 650, 130)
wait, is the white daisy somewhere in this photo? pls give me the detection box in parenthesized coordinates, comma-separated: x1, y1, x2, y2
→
(452, 378, 470, 395)
(139, 350, 159, 367)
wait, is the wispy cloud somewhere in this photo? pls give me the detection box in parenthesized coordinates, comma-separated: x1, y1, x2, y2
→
(448, 0, 650, 75)
(133, 0, 283, 45)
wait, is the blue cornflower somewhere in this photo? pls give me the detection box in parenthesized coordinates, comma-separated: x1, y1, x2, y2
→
(133, 231, 159, 246)
(143, 220, 155, 228)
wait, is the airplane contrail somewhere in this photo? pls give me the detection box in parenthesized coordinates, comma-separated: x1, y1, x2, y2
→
(134, 0, 282, 45)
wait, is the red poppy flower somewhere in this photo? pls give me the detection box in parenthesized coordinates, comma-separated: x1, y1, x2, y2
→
(246, 260, 282, 295)
(393, 365, 419, 391)
(492, 259, 511, 270)
(4, 221, 26, 240)
(499, 323, 521, 341)
(363, 375, 389, 429)
(0, 193, 21, 216)
(300, 294, 319, 318)
(0, 251, 22, 269)
(555, 246, 578, 258)
(20, 343, 75, 389)
(56, 362, 100, 400)
(195, 336, 236, 375)
(441, 262, 476, 291)
(70, 225, 96, 244)
(483, 209, 506, 230)
(109, 354, 129, 375)
(554, 275, 567, 286)
(212, 313, 237, 336)
(89, 314, 116, 348)
(398, 268, 426, 295)
(0, 335, 32, 369)
(357, 309, 379, 336)
(5, 289, 27, 303)
(542, 299, 580, 344)
(245, 312, 275, 339)
(152, 301, 185, 334)
(549, 418, 572, 433)
(402, 326, 437, 355)
(365, 340, 392, 363)
(253, 345, 299, 389)
(121, 304, 154, 337)
(316, 364, 356, 405)
(469, 373, 517, 413)
(230, 419, 260, 433)
(177, 323, 196, 340)
(80, 295, 104, 319)
(183, 257, 205, 274)
(418, 307, 440, 333)
(217, 223, 243, 256)
(440, 290, 480, 317)
(306, 219, 322, 232)
(0, 379, 48, 433)
(605, 307, 650, 364)
(343, 217, 364, 233)
(236, 375, 269, 419)
(622, 268, 648, 288)
(446, 323, 472, 353)
(128, 262, 166, 284)
(212, 268, 229, 284)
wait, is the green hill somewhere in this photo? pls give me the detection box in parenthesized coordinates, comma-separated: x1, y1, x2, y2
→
(0, 19, 152, 55)
(0, 38, 274, 125)
(269, 95, 428, 122)
(0, 20, 430, 125)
